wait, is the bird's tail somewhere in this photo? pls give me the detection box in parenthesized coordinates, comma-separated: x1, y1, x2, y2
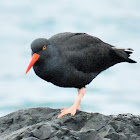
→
(113, 47, 137, 63)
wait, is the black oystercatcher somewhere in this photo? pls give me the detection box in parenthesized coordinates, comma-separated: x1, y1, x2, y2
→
(25, 32, 136, 118)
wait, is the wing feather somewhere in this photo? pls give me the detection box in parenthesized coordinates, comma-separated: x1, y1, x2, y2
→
(49, 32, 116, 73)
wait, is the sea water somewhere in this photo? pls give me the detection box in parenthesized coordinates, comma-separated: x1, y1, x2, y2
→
(0, 0, 139, 117)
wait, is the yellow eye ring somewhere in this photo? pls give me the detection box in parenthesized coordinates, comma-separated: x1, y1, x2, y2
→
(42, 45, 46, 51)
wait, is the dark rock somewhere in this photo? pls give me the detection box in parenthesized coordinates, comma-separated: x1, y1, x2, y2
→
(0, 108, 140, 140)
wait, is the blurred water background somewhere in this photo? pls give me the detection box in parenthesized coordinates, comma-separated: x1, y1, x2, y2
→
(0, 0, 139, 117)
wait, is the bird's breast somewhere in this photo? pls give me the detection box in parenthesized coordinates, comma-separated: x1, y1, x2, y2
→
(33, 58, 96, 88)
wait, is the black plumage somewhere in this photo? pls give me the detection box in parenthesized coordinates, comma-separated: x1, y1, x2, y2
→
(26, 32, 136, 118)
(30, 32, 136, 89)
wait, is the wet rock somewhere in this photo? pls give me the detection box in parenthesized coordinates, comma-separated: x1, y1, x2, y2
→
(0, 108, 140, 140)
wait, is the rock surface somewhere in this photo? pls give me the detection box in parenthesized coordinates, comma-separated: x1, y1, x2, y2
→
(0, 107, 140, 140)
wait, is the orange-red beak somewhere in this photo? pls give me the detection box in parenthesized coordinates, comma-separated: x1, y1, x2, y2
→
(25, 53, 40, 74)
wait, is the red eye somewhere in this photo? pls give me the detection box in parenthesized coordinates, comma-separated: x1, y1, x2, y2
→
(42, 45, 46, 51)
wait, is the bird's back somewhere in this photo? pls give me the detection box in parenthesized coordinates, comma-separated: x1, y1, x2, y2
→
(49, 32, 122, 73)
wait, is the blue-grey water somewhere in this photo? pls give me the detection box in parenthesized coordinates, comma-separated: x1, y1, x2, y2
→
(0, 0, 139, 117)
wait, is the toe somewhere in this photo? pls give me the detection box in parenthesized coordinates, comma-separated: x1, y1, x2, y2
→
(61, 108, 68, 112)
(71, 109, 76, 116)
(57, 112, 65, 119)
(57, 106, 77, 119)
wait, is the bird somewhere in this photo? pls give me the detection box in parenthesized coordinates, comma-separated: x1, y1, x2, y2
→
(25, 32, 136, 118)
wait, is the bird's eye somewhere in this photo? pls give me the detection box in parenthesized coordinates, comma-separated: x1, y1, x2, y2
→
(42, 45, 46, 51)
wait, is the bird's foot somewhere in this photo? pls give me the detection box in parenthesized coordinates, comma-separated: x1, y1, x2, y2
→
(57, 105, 78, 119)
(57, 88, 85, 119)
(61, 105, 80, 112)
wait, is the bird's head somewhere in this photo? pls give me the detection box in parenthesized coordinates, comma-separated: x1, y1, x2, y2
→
(25, 38, 50, 74)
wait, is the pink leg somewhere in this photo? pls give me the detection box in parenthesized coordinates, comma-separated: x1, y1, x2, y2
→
(61, 89, 81, 112)
(57, 88, 86, 119)
(77, 89, 81, 110)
